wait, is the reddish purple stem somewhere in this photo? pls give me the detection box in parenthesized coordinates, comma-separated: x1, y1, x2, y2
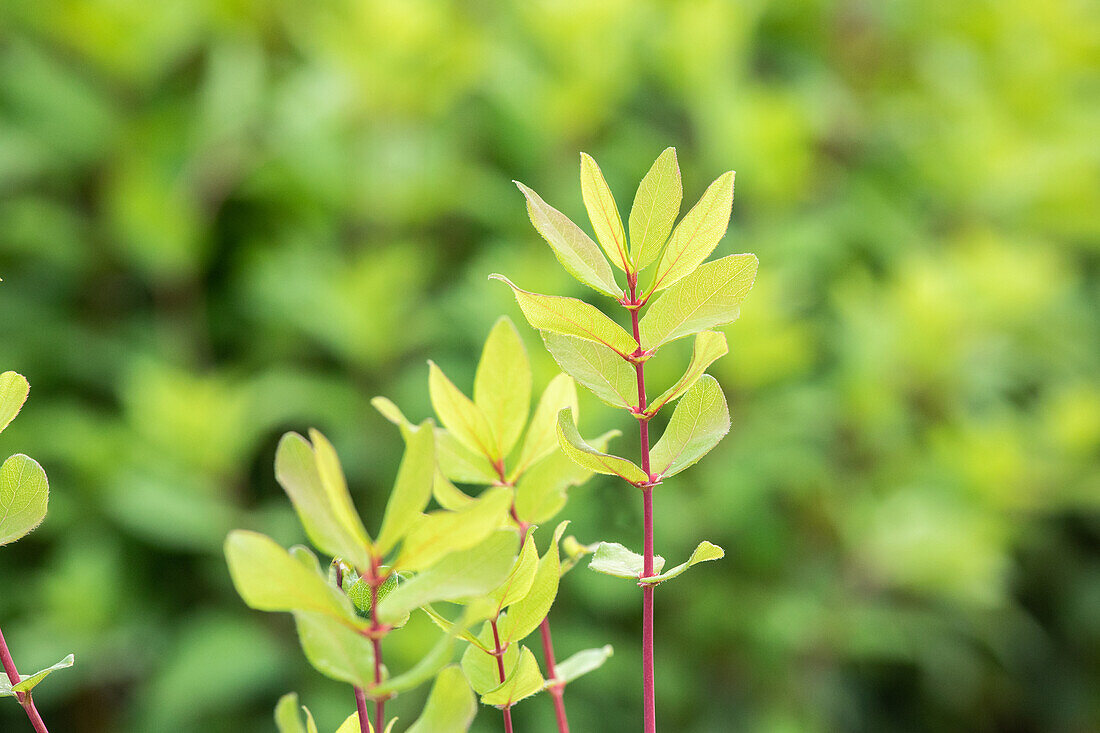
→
(0, 626, 50, 733)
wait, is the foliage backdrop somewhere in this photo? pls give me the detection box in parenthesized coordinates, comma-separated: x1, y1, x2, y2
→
(1, 0, 1098, 731)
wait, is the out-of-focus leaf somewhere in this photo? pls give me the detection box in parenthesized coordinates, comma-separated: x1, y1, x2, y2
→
(491, 532, 540, 612)
(556, 409, 647, 484)
(629, 147, 682, 270)
(561, 536, 599, 576)
(480, 646, 544, 708)
(511, 374, 578, 478)
(588, 542, 665, 580)
(373, 397, 497, 485)
(0, 654, 74, 695)
(515, 181, 623, 298)
(645, 331, 728, 417)
(429, 361, 500, 463)
(550, 645, 613, 686)
(405, 665, 477, 733)
(639, 541, 724, 585)
(541, 332, 636, 410)
(0, 371, 30, 434)
(580, 152, 630, 272)
(293, 611, 376, 688)
(474, 317, 531, 459)
(514, 431, 617, 524)
(0, 453, 48, 546)
(649, 375, 730, 479)
(373, 621, 467, 695)
(274, 693, 309, 733)
(501, 522, 568, 644)
(395, 487, 512, 572)
(647, 171, 735, 293)
(375, 422, 436, 555)
(491, 275, 638, 358)
(433, 471, 475, 510)
(639, 254, 758, 350)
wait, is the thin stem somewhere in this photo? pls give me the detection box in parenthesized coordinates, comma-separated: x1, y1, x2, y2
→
(369, 561, 387, 733)
(354, 687, 370, 733)
(490, 619, 514, 733)
(540, 618, 570, 733)
(0, 626, 50, 733)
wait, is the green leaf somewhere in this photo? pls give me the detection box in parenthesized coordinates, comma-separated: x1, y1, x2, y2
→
(273, 692, 309, 733)
(515, 181, 623, 298)
(395, 487, 512, 572)
(561, 536, 599, 576)
(639, 254, 758, 351)
(580, 152, 630, 272)
(429, 362, 501, 464)
(433, 471, 475, 510)
(480, 646, 545, 708)
(647, 170, 735, 293)
(501, 522, 568, 644)
(491, 532, 540, 612)
(406, 665, 477, 733)
(0, 371, 30, 434)
(375, 423, 436, 555)
(0, 654, 74, 695)
(474, 317, 531, 458)
(541, 332, 636, 410)
(645, 331, 728, 417)
(588, 542, 665, 580)
(639, 541, 725, 585)
(293, 611, 376, 688)
(649, 375, 730, 479)
(0, 454, 48, 546)
(556, 409, 648, 484)
(377, 530, 518, 625)
(372, 398, 497, 485)
(347, 573, 399, 619)
(514, 431, 616, 524)
(510, 374, 578, 478)
(224, 530, 356, 622)
(550, 645, 613, 686)
(333, 713, 361, 733)
(490, 275, 638, 358)
(274, 431, 372, 570)
(629, 148, 682, 270)
(461, 620, 518, 695)
(373, 622, 466, 695)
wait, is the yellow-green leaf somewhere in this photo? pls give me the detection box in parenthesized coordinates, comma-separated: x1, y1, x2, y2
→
(491, 531, 540, 612)
(274, 693, 309, 733)
(501, 522, 568, 644)
(461, 620, 518, 695)
(556, 409, 648, 484)
(0, 371, 30, 434)
(0, 454, 48, 546)
(6, 654, 74, 694)
(647, 170, 735, 293)
(293, 610, 376, 688)
(474, 317, 531, 458)
(629, 147, 682, 270)
(395, 487, 513, 572)
(638, 541, 724, 585)
(580, 152, 629, 272)
(550, 645, 613, 686)
(541, 332, 636, 410)
(645, 330, 728, 417)
(373, 397, 498, 485)
(429, 362, 501, 464)
(649, 375, 729, 479)
(588, 541, 665, 579)
(405, 665, 477, 733)
(375, 422, 436, 555)
(511, 374, 578, 478)
(480, 646, 544, 708)
(514, 431, 617, 525)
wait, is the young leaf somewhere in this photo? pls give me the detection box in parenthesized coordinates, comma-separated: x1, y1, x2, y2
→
(0, 371, 30, 434)
(541, 332, 636, 410)
(514, 431, 617, 524)
(510, 374, 578, 478)
(550, 645, 613, 686)
(515, 181, 623, 298)
(474, 317, 531, 458)
(588, 542, 665, 580)
(579, 153, 630, 272)
(556, 409, 648, 484)
(274, 693, 310, 733)
(293, 611, 376, 688)
(224, 530, 355, 622)
(648, 375, 730, 479)
(491, 532, 540, 612)
(461, 620, 519, 695)
(274, 431, 372, 570)
(639, 253, 758, 351)
(561, 536, 599, 576)
(375, 423, 436, 555)
(638, 541, 724, 585)
(395, 487, 512, 572)
(629, 147, 682, 270)
(333, 713, 361, 733)
(0, 454, 48, 546)
(405, 665, 477, 733)
(429, 362, 500, 464)
(433, 471, 475, 510)
(501, 522, 568, 644)
(372, 397, 498, 485)
(377, 530, 518, 624)
(480, 646, 545, 707)
(647, 171, 735, 293)
(645, 330, 728, 416)
(373, 625, 466, 695)
(490, 275, 638, 358)
(2, 654, 74, 695)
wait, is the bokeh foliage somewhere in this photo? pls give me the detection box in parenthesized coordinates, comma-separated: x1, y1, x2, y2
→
(0, 0, 1098, 731)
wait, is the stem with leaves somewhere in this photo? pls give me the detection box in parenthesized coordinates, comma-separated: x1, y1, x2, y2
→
(0, 627, 49, 733)
(489, 619, 514, 733)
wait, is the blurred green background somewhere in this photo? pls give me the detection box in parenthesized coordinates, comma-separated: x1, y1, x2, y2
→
(1, 0, 1098, 731)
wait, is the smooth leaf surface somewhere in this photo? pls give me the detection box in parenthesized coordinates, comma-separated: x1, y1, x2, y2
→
(541, 332, 636, 410)
(0, 371, 30, 434)
(580, 152, 629, 272)
(429, 362, 500, 463)
(273, 693, 308, 733)
(405, 665, 477, 733)
(588, 542, 665, 579)
(491, 532, 539, 612)
(647, 170, 735, 293)
(629, 147, 682, 270)
(375, 423, 436, 555)
(646, 330, 728, 416)
(373, 624, 466, 695)
(0, 454, 48, 546)
(395, 486, 512, 572)
(293, 611, 376, 688)
(511, 374, 578, 478)
(639, 541, 725, 585)
(514, 431, 616, 524)
(461, 619, 519, 695)
(639, 254, 758, 350)
(649, 375, 730, 479)
(4, 654, 74, 695)
(480, 646, 544, 708)
(491, 275, 638, 358)
(432, 471, 475, 510)
(372, 398, 498, 485)
(515, 181, 622, 297)
(474, 317, 531, 458)
(556, 409, 648, 484)
(501, 522, 567, 644)
(551, 645, 613, 686)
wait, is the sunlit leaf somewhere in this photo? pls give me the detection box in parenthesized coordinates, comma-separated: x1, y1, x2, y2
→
(550, 645, 613, 686)
(629, 148, 682, 270)
(372, 398, 497, 485)
(639, 254, 758, 351)
(638, 541, 724, 585)
(429, 362, 500, 464)
(405, 665, 477, 733)
(395, 487, 512, 572)
(501, 522, 568, 644)
(561, 536, 599, 576)
(649, 375, 729, 479)
(293, 611, 376, 688)
(474, 317, 531, 458)
(556, 409, 647, 484)
(1, 654, 74, 695)
(491, 532, 540, 612)
(375, 423, 436, 555)
(432, 471, 475, 510)
(514, 431, 617, 524)
(580, 152, 629, 272)
(461, 619, 518, 695)
(588, 542, 665, 580)
(490, 275, 638, 358)
(541, 332, 636, 410)
(647, 171, 735, 293)
(0, 371, 30, 434)
(374, 621, 468, 695)
(0, 454, 48, 546)
(515, 181, 623, 297)
(480, 646, 544, 708)
(511, 374, 578, 478)
(645, 331, 728, 417)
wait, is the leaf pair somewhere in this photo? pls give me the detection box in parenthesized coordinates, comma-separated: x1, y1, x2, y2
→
(0, 372, 48, 547)
(589, 540, 723, 585)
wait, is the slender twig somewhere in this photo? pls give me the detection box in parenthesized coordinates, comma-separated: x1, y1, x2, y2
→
(368, 559, 388, 733)
(540, 618, 570, 733)
(490, 619, 514, 733)
(354, 687, 370, 733)
(0, 626, 50, 733)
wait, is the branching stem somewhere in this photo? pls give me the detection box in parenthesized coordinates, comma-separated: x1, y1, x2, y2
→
(0, 626, 50, 733)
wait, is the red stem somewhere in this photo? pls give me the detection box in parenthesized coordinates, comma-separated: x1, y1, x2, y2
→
(369, 562, 386, 733)
(0, 626, 50, 733)
(354, 687, 370, 733)
(540, 618, 570, 733)
(490, 619, 515, 733)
